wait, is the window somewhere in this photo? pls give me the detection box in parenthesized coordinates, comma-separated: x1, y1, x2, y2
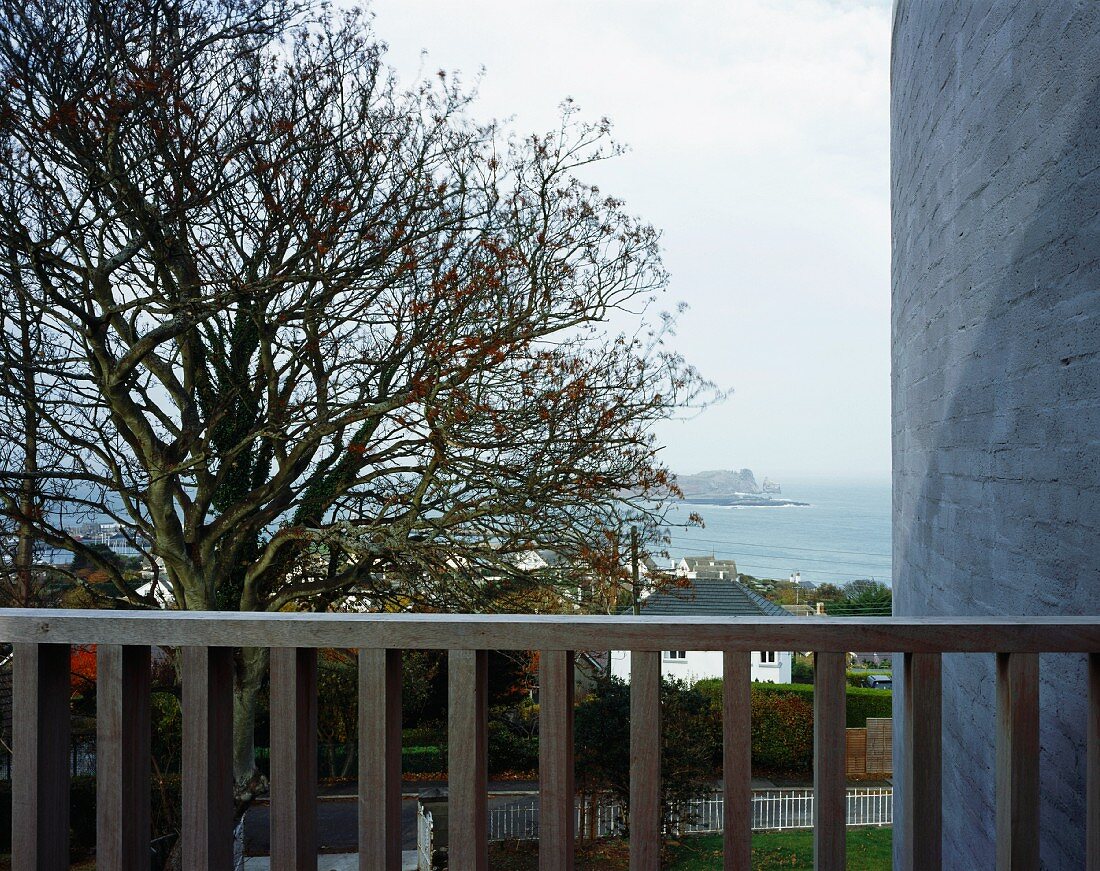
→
(665, 651, 687, 660)
(758, 651, 778, 665)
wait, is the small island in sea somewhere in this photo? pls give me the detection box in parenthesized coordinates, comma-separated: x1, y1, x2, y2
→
(675, 468, 810, 508)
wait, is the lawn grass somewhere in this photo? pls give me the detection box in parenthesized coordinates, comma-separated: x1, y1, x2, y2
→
(667, 827, 893, 870)
(488, 827, 893, 869)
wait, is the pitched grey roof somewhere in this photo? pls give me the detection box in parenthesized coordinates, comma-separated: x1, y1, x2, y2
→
(683, 554, 738, 570)
(682, 554, 739, 581)
(632, 577, 788, 617)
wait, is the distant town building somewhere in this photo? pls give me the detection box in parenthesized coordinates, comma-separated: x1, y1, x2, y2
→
(675, 554, 739, 581)
(610, 573, 792, 684)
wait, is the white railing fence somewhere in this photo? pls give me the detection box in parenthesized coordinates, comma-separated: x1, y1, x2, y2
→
(484, 786, 893, 842)
(417, 805, 434, 871)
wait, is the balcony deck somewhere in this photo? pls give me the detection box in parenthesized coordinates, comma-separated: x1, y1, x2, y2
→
(3, 609, 1099, 870)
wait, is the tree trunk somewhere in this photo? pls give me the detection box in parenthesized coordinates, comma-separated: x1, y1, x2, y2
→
(15, 291, 38, 607)
(233, 646, 269, 799)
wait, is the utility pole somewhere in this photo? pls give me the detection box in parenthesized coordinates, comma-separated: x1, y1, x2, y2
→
(630, 525, 640, 615)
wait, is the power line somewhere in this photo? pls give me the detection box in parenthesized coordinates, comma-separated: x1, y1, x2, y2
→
(668, 532, 891, 561)
(666, 550, 889, 580)
(680, 548, 888, 572)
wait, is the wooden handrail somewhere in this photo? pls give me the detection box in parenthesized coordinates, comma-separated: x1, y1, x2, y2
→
(3, 610, 1098, 871)
(1, 609, 1099, 650)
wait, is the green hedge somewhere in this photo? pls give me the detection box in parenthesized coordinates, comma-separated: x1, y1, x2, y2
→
(747, 682, 892, 728)
(694, 679, 892, 777)
(257, 738, 537, 777)
(402, 744, 446, 773)
(750, 688, 814, 772)
(258, 743, 448, 776)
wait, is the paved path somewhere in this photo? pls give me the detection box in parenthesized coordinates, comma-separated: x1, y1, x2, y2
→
(244, 787, 540, 854)
(241, 778, 843, 854)
(243, 797, 420, 853)
(243, 854, 417, 870)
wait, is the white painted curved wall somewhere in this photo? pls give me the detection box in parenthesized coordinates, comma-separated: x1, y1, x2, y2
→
(892, 2, 1100, 866)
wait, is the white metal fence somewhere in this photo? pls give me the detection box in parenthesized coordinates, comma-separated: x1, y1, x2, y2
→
(484, 786, 893, 842)
(417, 805, 434, 871)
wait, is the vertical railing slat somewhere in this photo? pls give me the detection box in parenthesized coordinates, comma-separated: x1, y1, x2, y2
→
(12, 642, 70, 871)
(359, 648, 403, 871)
(630, 649, 661, 870)
(539, 649, 575, 870)
(722, 650, 751, 871)
(996, 652, 1039, 870)
(97, 644, 152, 871)
(449, 649, 489, 871)
(1089, 652, 1100, 871)
(182, 646, 235, 869)
(813, 651, 846, 870)
(270, 646, 318, 871)
(900, 651, 942, 871)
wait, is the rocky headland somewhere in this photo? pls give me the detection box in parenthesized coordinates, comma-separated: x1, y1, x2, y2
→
(675, 469, 808, 507)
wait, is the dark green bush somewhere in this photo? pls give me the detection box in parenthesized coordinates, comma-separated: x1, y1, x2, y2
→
(402, 725, 445, 747)
(575, 676, 718, 813)
(402, 745, 446, 773)
(488, 721, 539, 775)
(70, 776, 96, 854)
(0, 776, 96, 855)
(692, 677, 722, 704)
(791, 655, 814, 684)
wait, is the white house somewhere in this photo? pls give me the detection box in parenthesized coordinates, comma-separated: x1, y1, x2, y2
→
(675, 554, 739, 581)
(609, 573, 793, 684)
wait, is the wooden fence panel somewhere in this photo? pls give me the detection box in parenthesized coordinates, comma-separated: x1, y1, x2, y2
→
(866, 718, 893, 775)
(846, 728, 867, 778)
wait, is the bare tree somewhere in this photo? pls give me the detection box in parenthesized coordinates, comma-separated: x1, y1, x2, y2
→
(0, 0, 717, 787)
(0, 242, 77, 605)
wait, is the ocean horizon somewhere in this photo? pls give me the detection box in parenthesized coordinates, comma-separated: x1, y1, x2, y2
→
(664, 477, 892, 587)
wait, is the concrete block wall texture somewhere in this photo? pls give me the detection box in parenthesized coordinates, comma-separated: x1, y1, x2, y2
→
(891, 1, 1100, 868)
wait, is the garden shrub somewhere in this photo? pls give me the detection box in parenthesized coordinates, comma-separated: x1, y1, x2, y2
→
(0, 776, 96, 855)
(750, 688, 814, 774)
(488, 720, 539, 775)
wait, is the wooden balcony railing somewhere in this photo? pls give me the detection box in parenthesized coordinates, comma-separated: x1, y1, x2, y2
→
(3, 610, 1099, 870)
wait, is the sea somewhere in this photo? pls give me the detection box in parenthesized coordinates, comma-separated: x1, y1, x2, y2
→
(664, 478, 892, 587)
(36, 479, 893, 586)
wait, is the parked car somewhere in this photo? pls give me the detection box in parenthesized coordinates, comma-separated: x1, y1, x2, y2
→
(863, 674, 892, 689)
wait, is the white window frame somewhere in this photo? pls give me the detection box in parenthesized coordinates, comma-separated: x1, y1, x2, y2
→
(664, 650, 688, 661)
(758, 650, 779, 666)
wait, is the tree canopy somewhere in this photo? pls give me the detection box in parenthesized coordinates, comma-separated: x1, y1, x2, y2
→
(0, 0, 716, 617)
(825, 579, 892, 616)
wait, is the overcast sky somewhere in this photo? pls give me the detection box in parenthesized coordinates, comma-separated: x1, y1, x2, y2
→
(371, 0, 892, 481)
